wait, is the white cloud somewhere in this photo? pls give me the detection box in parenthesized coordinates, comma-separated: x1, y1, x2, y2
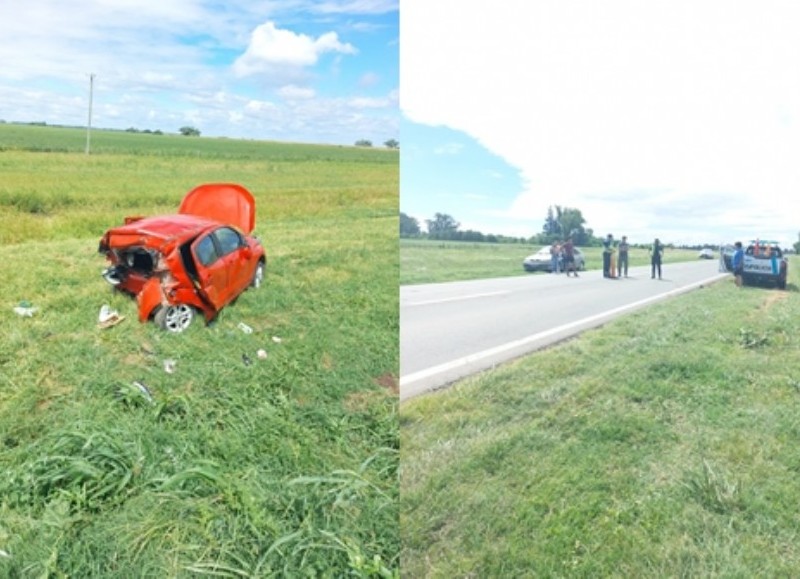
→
(358, 72, 381, 87)
(312, 0, 399, 15)
(433, 143, 463, 156)
(278, 85, 316, 100)
(402, 0, 800, 245)
(234, 21, 357, 77)
(245, 100, 278, 113)
(0, 1, 397, 145)
(349, 96, 390, 108)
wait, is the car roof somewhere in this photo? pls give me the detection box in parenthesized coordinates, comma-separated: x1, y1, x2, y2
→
(103, 214, 222, 250)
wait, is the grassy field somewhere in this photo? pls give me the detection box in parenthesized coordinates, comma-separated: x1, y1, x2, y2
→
(401, 238, 701, 285)
(0, 125, 399, 576)
(402, 260, 800, 577)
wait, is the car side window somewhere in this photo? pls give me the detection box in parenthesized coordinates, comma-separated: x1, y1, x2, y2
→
(215, 227, 244, 257)
(195, 234, 220, 267)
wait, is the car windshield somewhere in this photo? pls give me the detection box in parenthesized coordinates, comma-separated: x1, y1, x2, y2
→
(747, 245, 781, 258)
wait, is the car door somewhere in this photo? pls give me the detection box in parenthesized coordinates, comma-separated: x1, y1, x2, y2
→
(190, 231, 227, 309)
(211, 226, 252, 304)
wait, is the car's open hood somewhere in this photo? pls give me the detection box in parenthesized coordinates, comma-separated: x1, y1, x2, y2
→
(178, 183, 256, 233)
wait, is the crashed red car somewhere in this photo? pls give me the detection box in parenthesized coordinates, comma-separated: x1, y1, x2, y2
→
(98, 183, 266, 332)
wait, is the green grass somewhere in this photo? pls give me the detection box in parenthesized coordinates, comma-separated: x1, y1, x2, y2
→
(0, 125, 399, 576)
(401, 238, 700, 285)
(401, 262, 800, 577)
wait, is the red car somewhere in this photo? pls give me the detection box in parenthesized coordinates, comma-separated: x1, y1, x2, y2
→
(98, 183, 266, 332)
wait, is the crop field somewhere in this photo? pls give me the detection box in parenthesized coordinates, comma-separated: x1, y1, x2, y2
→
(0, 125, 399, 576)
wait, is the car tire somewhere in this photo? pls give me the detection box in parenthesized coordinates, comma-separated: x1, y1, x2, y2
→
(154, 304, 195, 333)
(250, 260, 265, 288)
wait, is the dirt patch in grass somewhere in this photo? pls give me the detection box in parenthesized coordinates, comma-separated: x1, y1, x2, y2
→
(374, 373, 398, 395)
(759, 291, 788, 311)
(343, 377, 397, 413)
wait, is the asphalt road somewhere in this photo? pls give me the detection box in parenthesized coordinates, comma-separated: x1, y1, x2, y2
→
(400, 259, 730, 400)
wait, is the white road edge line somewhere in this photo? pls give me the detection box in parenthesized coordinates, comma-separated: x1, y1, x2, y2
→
(400, 273, 730, 392)
(406, 290, 510, 307)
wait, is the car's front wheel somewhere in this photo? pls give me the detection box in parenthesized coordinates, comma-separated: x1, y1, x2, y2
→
(154, 304, 195, 333)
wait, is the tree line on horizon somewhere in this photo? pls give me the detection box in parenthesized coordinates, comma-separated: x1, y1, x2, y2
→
(401, 205, 605, 246)
(403, 207, 800, 252)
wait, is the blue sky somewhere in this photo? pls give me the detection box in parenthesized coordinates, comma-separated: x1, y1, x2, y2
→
(401, 1, 800, 247)
(0, 0, 397, 145)
(401, 120, 526, 236)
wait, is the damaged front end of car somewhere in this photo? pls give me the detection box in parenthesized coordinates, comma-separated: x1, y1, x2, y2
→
(98, 231, 213, 332)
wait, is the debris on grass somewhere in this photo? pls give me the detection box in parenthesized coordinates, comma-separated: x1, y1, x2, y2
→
(272, 336, 282, 343)
(237, 322, 253, 334)
(163, 359, 177, 374)
(257, 348, 268, 360)
(97, 304, 125, 329)
(115, 381, 155, 408)
(132, 381, 154, 404)
(13, 300, 37, 317)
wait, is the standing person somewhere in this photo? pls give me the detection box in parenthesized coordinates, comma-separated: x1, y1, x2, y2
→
(609, 241, 617, 278)
(650, 238, 664, 279)
(617, 235, 630, 277)
(732, 241, 744, 287)
(562, 236, 578, 277)
(550, 241, 561, 274)
(602, 234, 614, 278)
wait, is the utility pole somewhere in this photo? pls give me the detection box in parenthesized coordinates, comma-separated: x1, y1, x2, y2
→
(85, 73, 95, 155)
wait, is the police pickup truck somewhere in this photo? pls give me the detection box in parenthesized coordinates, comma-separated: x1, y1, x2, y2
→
(741, 240, 788, 289)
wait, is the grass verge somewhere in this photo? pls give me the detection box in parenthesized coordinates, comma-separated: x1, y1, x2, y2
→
(401, 262, 800, 577)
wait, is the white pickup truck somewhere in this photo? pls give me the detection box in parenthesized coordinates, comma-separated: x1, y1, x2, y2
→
(741, 240, 788, 289)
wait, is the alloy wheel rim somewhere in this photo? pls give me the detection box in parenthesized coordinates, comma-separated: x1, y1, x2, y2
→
(165, 305, 192, 332)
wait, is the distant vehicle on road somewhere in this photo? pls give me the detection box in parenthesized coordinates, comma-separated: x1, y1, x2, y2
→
(523, 247, 585, 273)
(698, 248, 715, 259)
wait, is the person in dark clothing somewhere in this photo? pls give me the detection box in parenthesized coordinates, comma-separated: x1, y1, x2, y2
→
(602, 234, 614, 278)
(650, 238, 664, 279)
(562, 236, 578, 277)
(731, 241, 744, 287)
(617, 235, 629, 278)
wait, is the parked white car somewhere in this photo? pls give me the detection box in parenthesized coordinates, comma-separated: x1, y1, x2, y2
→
(523, 247, 585, 273)
(698, 248, 715, 259)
